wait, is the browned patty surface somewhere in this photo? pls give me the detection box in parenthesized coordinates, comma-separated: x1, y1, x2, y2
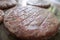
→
(4, 6, 59, 40)
(0, 10, 4, 23)
(27, 0, 50, 9)
(0, 0, 17, 9)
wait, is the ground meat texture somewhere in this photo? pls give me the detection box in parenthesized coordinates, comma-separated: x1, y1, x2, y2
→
(0, 0, 17, 9)
(4, 6, 59, 40)
(27, 0, 50, 9)
(0, 10, 4, 23)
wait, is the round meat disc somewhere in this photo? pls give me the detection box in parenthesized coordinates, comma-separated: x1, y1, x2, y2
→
(0, 0, 17, 9)
(27, 0, 50, 9)
(4, 6, 59, 40)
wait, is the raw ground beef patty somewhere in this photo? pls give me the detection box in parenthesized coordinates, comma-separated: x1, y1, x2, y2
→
(4, 6, 59, 40)
(0, 0, 17, 9)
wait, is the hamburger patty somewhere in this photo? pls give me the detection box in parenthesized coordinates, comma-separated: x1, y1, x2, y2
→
(27, 0, 50, 9)
(0, 0, 17, 9)
(0, 10, 4, 23)
(4, 6, 59, 40)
